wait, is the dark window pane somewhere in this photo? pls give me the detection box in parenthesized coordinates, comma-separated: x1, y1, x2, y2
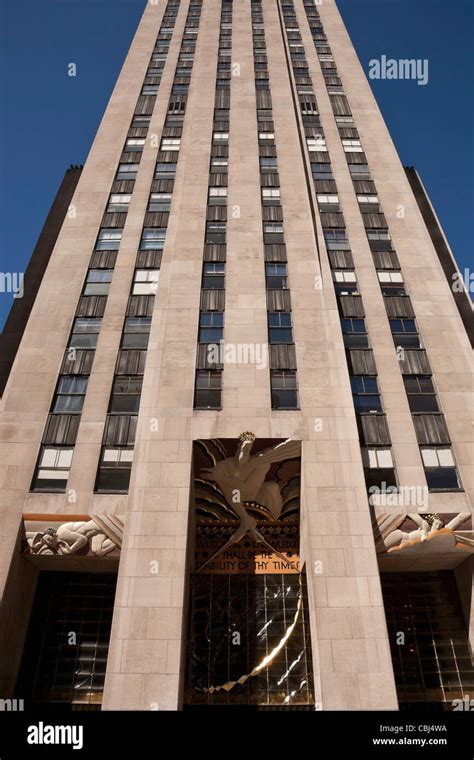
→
(57, 377, 88, 394)
(194, 389, 221, 408)
(70, 334, 99, 349)
(266, 276, 288, 289)
(124, 318, 151, 333)
(269, 328, 293, 343)
(53, 396, 84, 413)
(364, 468, 397, 492)
(202, 275, 225, 289)
(393, 335, 422, 349)
(271, 389, 298, 409)
(121, 333, 150, 349)
(199, 327, 224, 343)
(96, 468, 132, 493)
(344, 334, 369, 348)
(407, 395, 439, 413)
(354, 396, 382, 413)
(32, 474, 69, 492)
(425, 468, 460, 490)
(109, 396, 141, 413)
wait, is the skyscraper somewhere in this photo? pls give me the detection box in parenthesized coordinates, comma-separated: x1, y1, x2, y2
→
(0, 0, 472, 713)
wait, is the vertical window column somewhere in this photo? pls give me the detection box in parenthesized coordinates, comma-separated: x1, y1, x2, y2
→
(194, 0, 233, 409)
(301, 0, 461, 492)
(252, 0, 299, 410)
(31, 0, 182, 493)
(95, 1, 204, 492)
(278, 0, 396, 490)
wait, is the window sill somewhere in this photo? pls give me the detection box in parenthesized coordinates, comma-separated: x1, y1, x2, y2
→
(427, 488, 464, 494)
(94, 490, 129, 495)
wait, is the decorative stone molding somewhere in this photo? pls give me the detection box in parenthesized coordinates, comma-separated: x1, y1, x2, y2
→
(374, 512, 473, 570)
(23, 514, 124, 558)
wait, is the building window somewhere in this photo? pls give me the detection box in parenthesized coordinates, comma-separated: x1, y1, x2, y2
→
(195, 370, 222, 409)
(362, 446, 396, 490)
(317, 194, 339, 211)
(155, 163, 177, 180)
(107, 194, 131, 212)
(323, 229, 350, 250)
(148, 193, 172, 212)
(96, 447, 134, 492)
(260, 157, 278, 173)
(265, 263, 288, 289)
(380, 284, 406, 296)
(125, 138, 146, 151)
(140, 229, 166, 250)
(202, 262, 225, 289)
(378, 271, 404, 284)
(351, 376, 382, 414)
(131, 115, 151, 129)
(15, 571, 117, 709)
(301, 103, 319, 115)
(132, 269, 159, 295)
(52, 376, 88, 413)
(332, 270, 357, 284)
(311, 164, 333, 180)
(171, 85, 189, 94)
(161, 138, 181, 151)
(263, 222, 284, 244)
(95, 229, 123, 251)
(270, 370, 298, 409)
(390, 319, 421, 349)
(69, 318, 102, 349)
(363, 447, 394, 468)
(83, 270, 113, 296)
(121, 317, 151, 349)
(262, 188, 281, 204)
(335, 283, 359, 295)
(307, 137, 327, 152)
(420, 447, 460, 490)
(348, 164, 371, 179)
(357, 194, 380, 212)
(205, 222, 226, 244)
(116, 163, 139, 181)
(199, 312, 224, 343)
(268, 312, 293, 343)
(342, 139, 363, 152)
(33, 446, 74, 491)
(210, 158, 228, 172)
(403, 376, 439, 413)
(208, 187, 228, 205)
(367, 229, 393, 251)
(109, 377, 143, 414)
(341, 318, 369, 348)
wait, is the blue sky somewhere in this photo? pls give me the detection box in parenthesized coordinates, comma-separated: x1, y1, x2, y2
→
(0, 0, 472, 329)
